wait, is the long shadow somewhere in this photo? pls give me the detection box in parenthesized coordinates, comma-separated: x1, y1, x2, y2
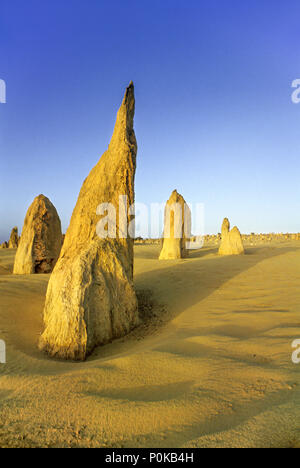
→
(1, 244, 298, 372)
(116, 384, 300, 448)
(134, 244, 160, 259)
(0, 249, 16, 274)
(91, 244, 299, 362)
(83, 380, 195, 402)
(188, 247, 219, 258)
(134, 245, 299, 324)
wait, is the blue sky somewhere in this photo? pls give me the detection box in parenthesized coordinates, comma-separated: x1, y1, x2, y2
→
(0, 0, 300, 241)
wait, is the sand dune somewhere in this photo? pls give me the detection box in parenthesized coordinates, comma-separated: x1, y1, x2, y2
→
(0, 242, 299, 448)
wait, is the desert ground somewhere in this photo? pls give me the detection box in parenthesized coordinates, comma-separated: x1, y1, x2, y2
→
(0, 240, 299, 448)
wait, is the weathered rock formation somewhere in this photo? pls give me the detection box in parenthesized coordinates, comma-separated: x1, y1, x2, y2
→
(39, 82, 139, 361)
(159, 190, 191, 260)
(218, 218, 244, 255)
(13, 195, 62, 274)
(8, 227, 19, 248)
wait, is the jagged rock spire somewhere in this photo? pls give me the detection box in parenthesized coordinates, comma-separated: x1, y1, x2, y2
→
(39, 83, 139, 361)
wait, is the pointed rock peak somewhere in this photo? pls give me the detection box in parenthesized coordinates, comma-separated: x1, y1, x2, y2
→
(110, 82, 136, 149)
(8, 226, 19, 249)
(222, 218, 230, 235)
(39, 83, 139, 361)
(33, 195, 58, 214)
(169, 190, 184, 204)
(35, 194, 53, 205)
(34, 194, 48, 205)
(125, 80, 134, 97)
(122, 81, 135, 111)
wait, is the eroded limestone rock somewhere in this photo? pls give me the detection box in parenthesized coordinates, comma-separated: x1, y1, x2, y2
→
(218, 218, 244, 255)
(13, 195, 62, 274)
(39, 82, 139, 360)
(159, 190, 191, 260)
(8, 227, 19, 249)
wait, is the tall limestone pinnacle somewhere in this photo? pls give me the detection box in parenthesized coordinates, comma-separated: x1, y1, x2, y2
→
(13, 195, 62, 274)
(159, 190, 191, 260)
(39, 82, 139, 361)
(218, 217, 244, 255)
(8, 227, 19, 249)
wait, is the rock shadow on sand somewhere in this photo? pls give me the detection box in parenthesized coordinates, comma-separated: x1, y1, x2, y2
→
(0, 244, 298, 367)
(84, 380, 194, 403)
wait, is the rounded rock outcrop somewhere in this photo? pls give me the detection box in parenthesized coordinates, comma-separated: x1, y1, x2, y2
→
(159, 190, 191, 260)
(13, 195, 62, 274)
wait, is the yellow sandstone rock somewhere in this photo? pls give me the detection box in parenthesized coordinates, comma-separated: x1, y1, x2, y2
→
(159, 190, 191, 260)
(218, 218, 244, 255)
(13, 195, 62, 274)
(39, 82, 139, 361)
(8, 227, 19, 248)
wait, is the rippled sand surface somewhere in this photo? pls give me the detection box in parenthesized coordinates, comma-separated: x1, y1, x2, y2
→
(0, 243, 299, 448)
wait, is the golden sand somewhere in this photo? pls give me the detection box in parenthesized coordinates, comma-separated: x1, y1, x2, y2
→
(0, 242, 299, 448)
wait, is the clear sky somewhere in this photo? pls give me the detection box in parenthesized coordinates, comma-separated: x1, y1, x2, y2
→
(0, 0, 300, 242)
